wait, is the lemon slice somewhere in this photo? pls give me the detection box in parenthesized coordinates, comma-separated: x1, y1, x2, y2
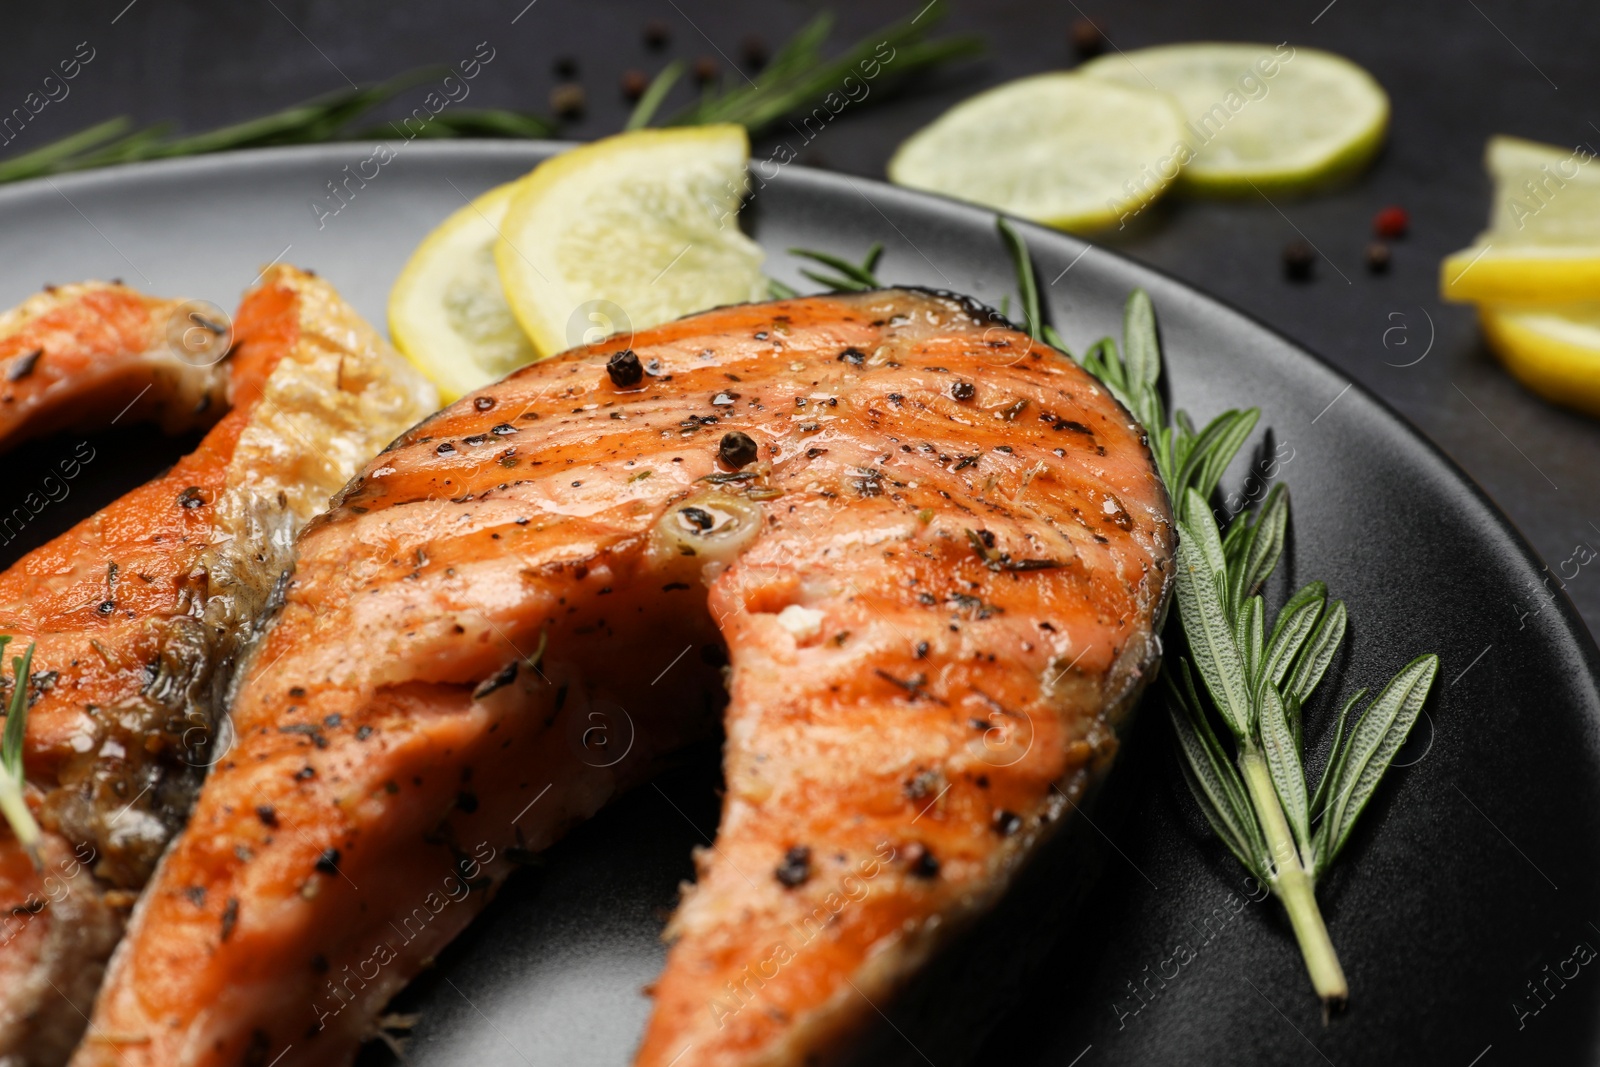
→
(1081, 43, 1388, 194)
(495, 125, 766, 358)
(1440, 136, 1600, 303)
(1484, 135, 1600, 242)
(388, 180, 536, 402)
(886, 73, 1186, 232)
(1442, 250, 1600, 304)
(1478, 303, 1600, 417)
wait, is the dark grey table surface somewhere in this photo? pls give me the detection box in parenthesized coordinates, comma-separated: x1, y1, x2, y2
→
(5, 0, 1597, 644)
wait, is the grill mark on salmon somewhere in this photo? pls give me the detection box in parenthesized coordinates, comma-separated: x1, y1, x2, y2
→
(76, 289, 1170, 1067)
(0, 267, 434, 1066)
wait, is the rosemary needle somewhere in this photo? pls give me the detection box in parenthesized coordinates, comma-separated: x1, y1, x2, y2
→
(0, 637, 41, 868)
(625, 61, 687, 131)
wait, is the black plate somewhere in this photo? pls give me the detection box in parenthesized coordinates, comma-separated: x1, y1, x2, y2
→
(0, 143, 1595, 1066)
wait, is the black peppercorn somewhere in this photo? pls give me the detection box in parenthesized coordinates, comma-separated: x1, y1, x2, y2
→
(474, 396, 496, 411)
(1071, 18, 1105, 57)
(550, 83, 585, 119)
(742, 35, 769, 70)
(1365, 242, 1392, 274)
(775, 845, 811, 887)
(951, 381, 976, 401)
(621, 69, 649, 101)
(606, 348, 643, 387)
(643, 19, 670, 49)
(718, 431, 759, 469)
(553, 56, 578, 79)
(692, 56, 718, 85)
(906, 842, 940, 879)
(1283, 240, 1315, 282)
(679, 506, 714, 532)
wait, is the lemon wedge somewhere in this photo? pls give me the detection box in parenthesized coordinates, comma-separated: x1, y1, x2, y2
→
(1441, 136, 1600, 303)
(1080, 43, 1388, 194)
(388, 180, 536, 403)
(886, 73, 1186, 232)
(1478, 304, 1600, 418)
(495, 125, 767, 358)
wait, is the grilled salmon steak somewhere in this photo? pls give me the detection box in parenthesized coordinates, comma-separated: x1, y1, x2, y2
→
(0, 282, 231, 454)
(0, 266, 435, 1065)
(77, 288, 1172, 1067)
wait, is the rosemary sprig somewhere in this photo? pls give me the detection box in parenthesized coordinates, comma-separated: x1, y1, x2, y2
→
(792, 242, 884, 291)
(0, 117, 133, 183)
(0, 637, 41, 867)
(1000, 222, 1438, 1016)
(356, 107, 557, 141)
(0, 69, 450, 184)
(0, 6, 977, 186)
(661, 4, 982, 136)
(769, 242, 883, 299)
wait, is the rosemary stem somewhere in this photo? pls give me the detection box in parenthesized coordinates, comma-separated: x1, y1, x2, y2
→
(1238, 745, 1347, 1013)
(0, 783, 41, 869)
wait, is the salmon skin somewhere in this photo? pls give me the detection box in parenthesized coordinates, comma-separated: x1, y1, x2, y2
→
(0, 282, 230, 454)
(77, 288, 1171, 1067)
(0, 266, 435, 1066)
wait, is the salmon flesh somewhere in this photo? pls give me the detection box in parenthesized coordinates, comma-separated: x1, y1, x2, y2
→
(78, 288, 1172, 1067)
(0, 282, 231, 454)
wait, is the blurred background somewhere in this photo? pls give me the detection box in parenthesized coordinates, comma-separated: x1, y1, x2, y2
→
(2, 0, 1596, 635)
